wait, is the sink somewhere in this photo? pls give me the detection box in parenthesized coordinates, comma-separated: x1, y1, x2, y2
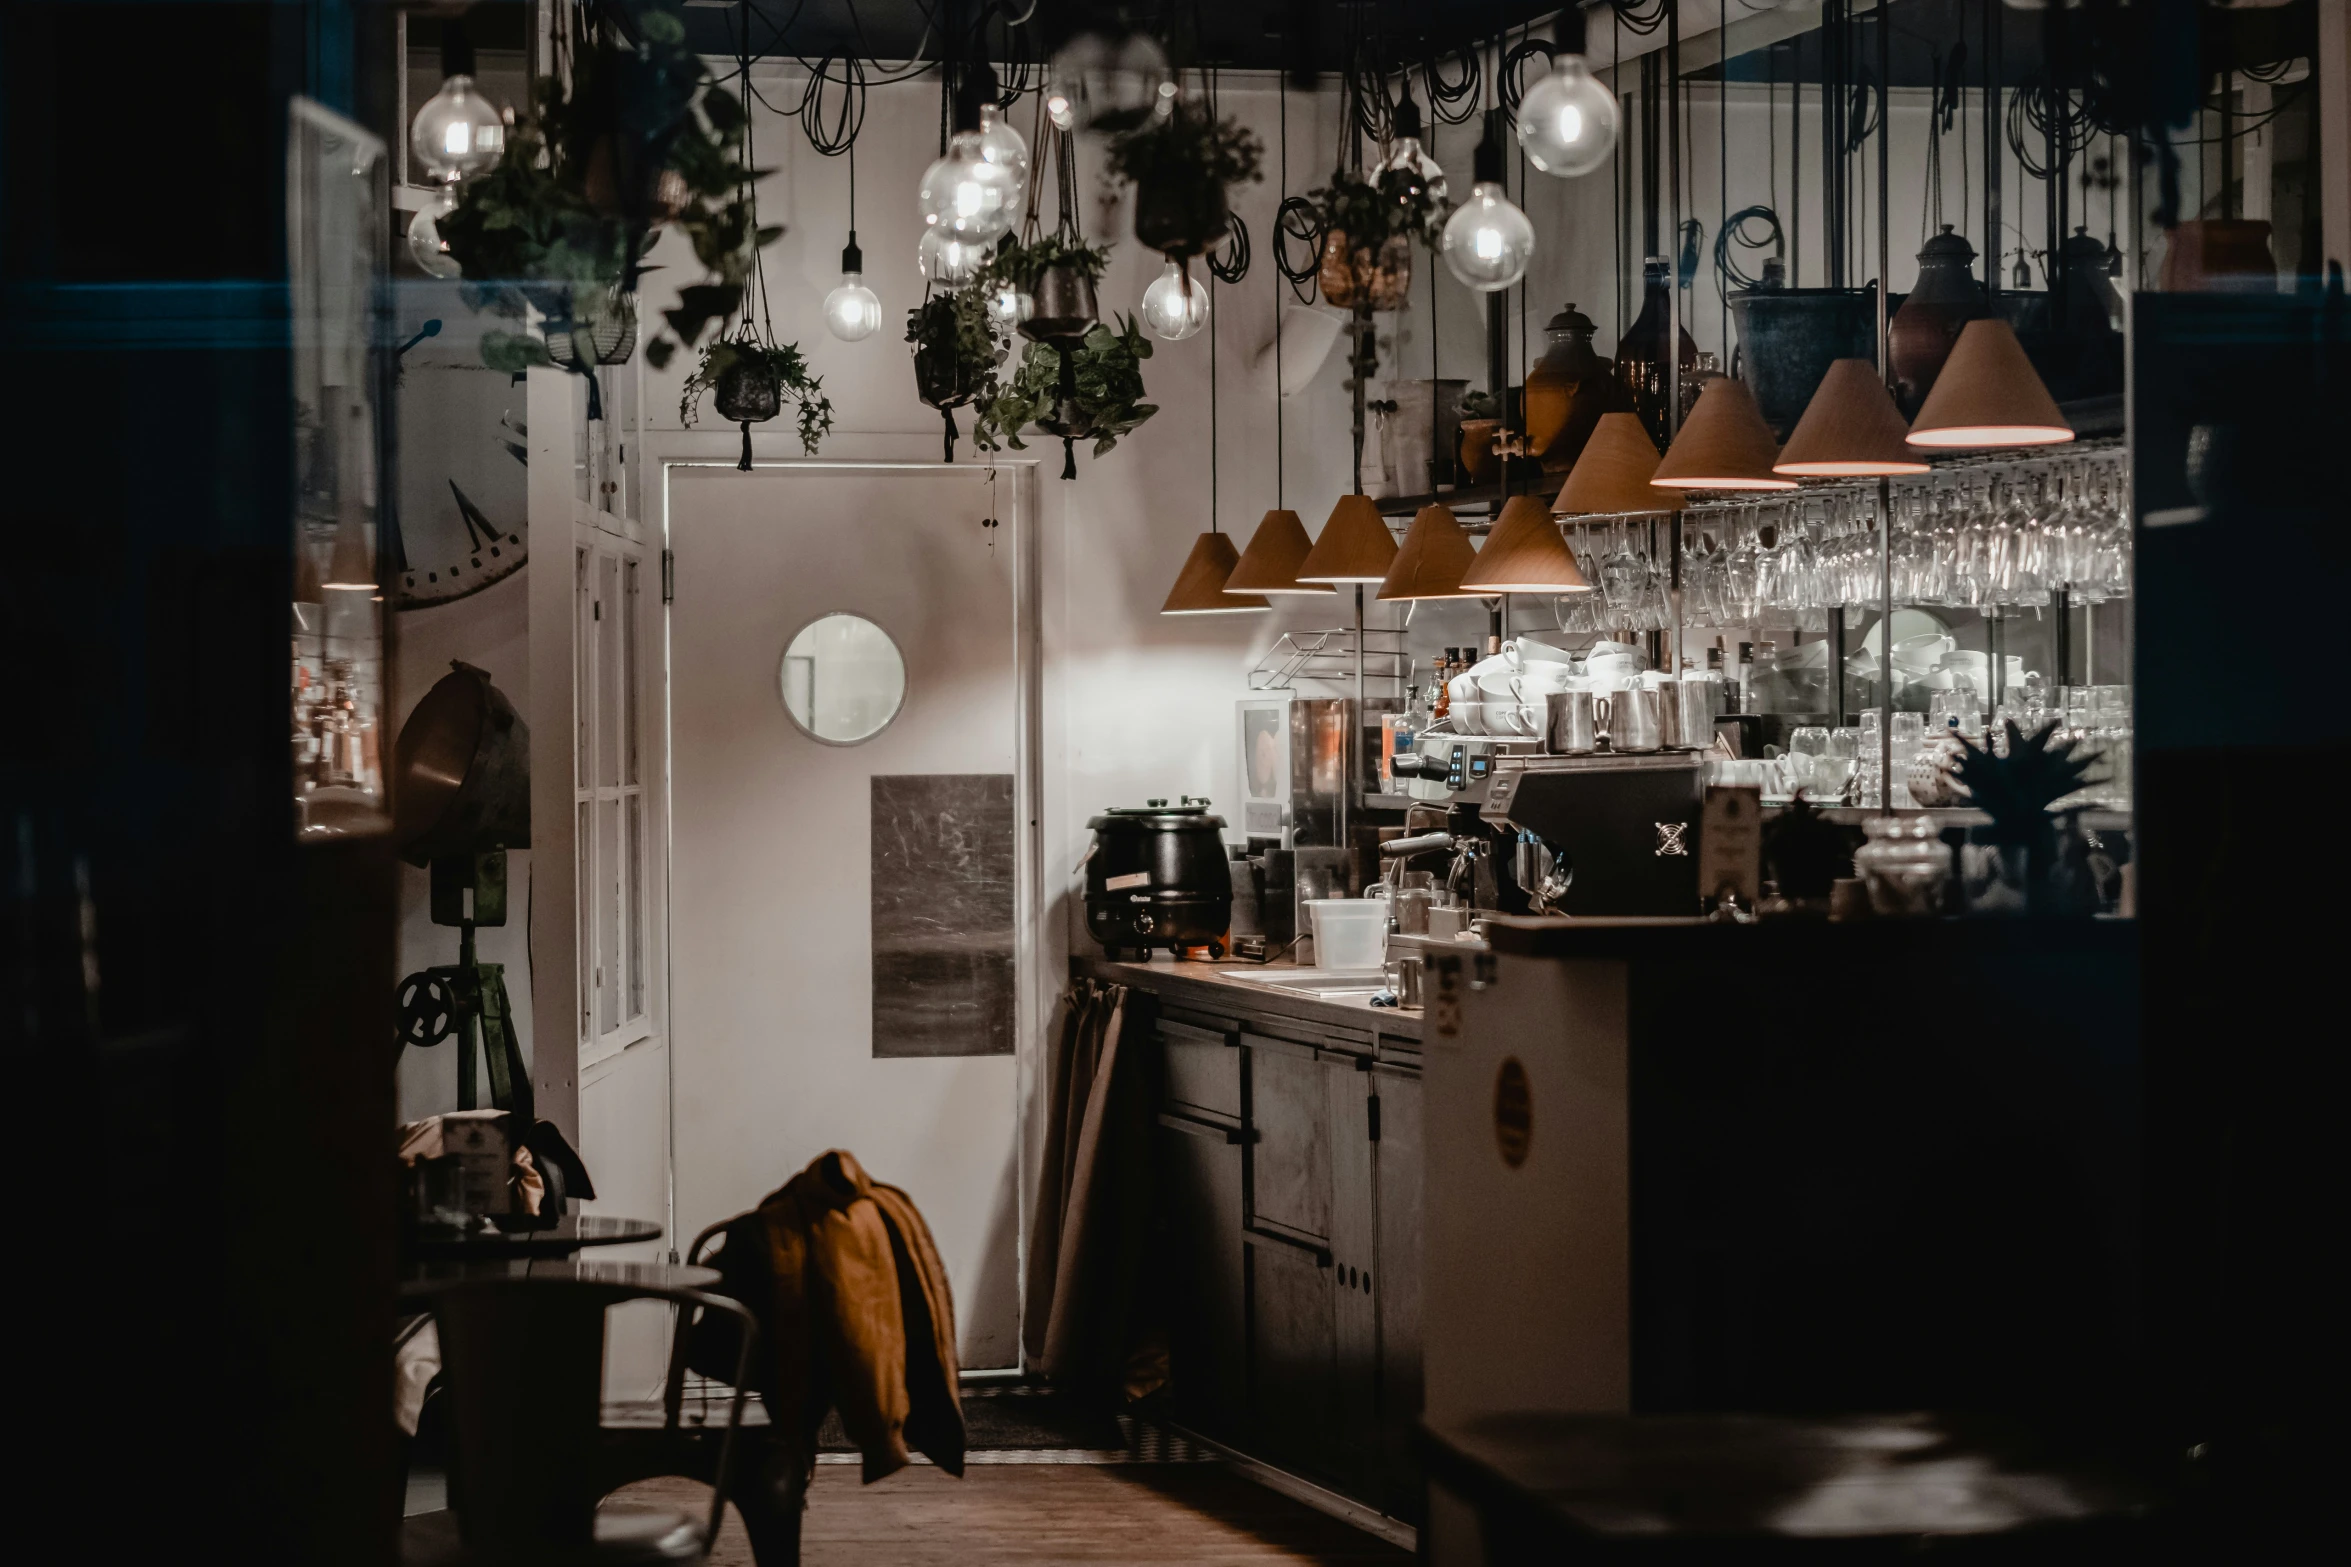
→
(1226, 969, 1389, 999)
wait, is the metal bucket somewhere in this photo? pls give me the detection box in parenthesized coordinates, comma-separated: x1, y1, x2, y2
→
(1728, 286, 1880, 435)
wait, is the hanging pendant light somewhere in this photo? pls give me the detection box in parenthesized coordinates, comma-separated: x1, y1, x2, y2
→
(919, 66, 1019, 246)
(1515, 11, 1619, 179)
(1442, 112, 1535, 293)
(1651, 379, 1799, 492)
(1554, 413, 1684, 514)
(1296, 494, 1399, 584)
(1164, 267, 1268, 615)
(1141, 258, 1210, 341)
(1774, 359, 1931, 476)
(410, 20, 506, 186)
(1162, 532, 1268, 613)
(324, 516, 376, 591)
(1378, 504, 1483, 600)
(1227, 509, 1336, 595)
(1904, 319, 2075, 448)
(1461, 496, 1592, 593)
(823, 148, 882, 342)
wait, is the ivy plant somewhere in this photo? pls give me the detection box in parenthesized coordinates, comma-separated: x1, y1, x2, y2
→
(1308, 167, 1448, 250)
(973, 314, 1158, 461)
(678, 337, 834, 454)
(982, 233, 1113, 295)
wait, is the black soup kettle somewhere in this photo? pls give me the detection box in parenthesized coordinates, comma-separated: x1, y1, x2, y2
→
(1084, 798, 1234, 960)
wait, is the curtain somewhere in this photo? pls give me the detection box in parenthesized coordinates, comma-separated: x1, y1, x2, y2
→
(1023, 978, 1149, 1389)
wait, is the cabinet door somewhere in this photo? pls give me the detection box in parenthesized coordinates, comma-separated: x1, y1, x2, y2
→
(1372, 1064, 1426, 1522)
(1247, 1035, 1332, 1244)
(1247, 1231, 1335, 1472)
(1328, 1056, 1381, 1496)
(1154, 1113, 1246, 1435)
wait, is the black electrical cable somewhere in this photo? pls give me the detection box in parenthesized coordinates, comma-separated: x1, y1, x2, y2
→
(1712, 205, 1783, 292)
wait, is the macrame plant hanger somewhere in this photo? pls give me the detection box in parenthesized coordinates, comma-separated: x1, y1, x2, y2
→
(1051, 124, 1085, 480)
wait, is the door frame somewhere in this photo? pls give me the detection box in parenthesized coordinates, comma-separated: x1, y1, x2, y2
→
(654, 449, 1045, 1365)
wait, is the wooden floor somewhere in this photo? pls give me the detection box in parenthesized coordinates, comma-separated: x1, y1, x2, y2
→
(615, 1464, 1413, 1566)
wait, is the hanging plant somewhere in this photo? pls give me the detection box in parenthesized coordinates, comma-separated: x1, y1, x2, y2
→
(905, 288, 1006, 461)
(1308, 168, 1447, 310)
(438, 1, 777, 373)
(985, 234, 1112, 341)
(973, 314, 1157, 478)
(679, 334, 833, 467)
(1106, 105, 1264, 260)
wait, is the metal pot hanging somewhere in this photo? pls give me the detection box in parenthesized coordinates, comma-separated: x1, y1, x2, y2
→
(712, 349, 781, 473)
(1888, 226, 1982, 413)
(1023, 262, 1100, 343)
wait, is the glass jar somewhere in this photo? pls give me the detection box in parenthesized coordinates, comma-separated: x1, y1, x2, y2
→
(1854, 814, 1951, 918)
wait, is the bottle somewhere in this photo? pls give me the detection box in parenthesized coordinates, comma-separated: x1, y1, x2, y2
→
(1430, 655, 1452, 723)
(1736, 640, 1756, 713)
(1709, 638, 1733, 713)
(1752, 639, 1776, 713)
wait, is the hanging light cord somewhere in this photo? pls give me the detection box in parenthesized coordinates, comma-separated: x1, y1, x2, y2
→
(1276, 72, 1287, 507)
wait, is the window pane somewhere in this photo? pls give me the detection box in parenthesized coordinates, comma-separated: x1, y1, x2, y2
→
(623, 559, 641, 786)
(574, 548, 592, 793)
(598, 552, 622, 788)
(576, 799, 593, 1045)
(599, 797, 621, 1035)
(625, 794, 645, 1021)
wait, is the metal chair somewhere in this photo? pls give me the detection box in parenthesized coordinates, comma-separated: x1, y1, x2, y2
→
(401, 1265, 756, 1566)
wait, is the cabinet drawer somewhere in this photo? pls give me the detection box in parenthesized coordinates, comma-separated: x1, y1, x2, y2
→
(1246, 1038, 1332, 1242)
(1159, 1019, 1240, 1120)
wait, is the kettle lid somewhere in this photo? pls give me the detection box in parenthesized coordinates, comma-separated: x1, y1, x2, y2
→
(1543, 302, 1597, 335)
(1917, 224, 1978, 267)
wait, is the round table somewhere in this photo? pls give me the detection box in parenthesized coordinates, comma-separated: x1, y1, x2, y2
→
(406, 1212, 663, 1261)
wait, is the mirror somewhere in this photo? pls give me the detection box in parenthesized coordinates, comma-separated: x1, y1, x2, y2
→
(778, 613, 906, 744)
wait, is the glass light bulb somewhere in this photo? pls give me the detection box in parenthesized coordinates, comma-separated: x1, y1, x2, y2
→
(410, 74, 507, 184)
(1140, 259, 1209, 342)
(1378, 134, 1448, 206)
(824, 272, 882, 341)
(919, 131, 1019, 243)
(1516, 54, 1619, 178)
(1044, 30, 1171, 134)
(986, 281, 1034, 328)
(973, 103, 1029, 206)
(406, 187, 463, 279)
(1441, 182, 1535, 292)
(917, 228, 985, 286)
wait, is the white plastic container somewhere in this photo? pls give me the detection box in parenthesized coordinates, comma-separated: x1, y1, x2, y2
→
(1305, 898, 1389, 971)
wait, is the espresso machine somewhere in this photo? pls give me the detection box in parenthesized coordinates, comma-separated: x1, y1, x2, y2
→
(1481, 753, 1707, 916)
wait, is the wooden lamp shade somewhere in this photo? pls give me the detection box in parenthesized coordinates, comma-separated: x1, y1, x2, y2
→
(1905, 319, 2074, 448)
(1460, 495, 1592, 594)
(1224, 507, 1336, 594)
(1652, 379, 1799, 491)
(1297, 493, 1399, 583)
(1554, 412, 1683, 514)
(1161, 532, 1270, 614)
(1377, 504, 1483, 601)
(1774, 358, 1931, 475)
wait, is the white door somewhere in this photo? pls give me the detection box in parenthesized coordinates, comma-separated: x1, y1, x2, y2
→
(665, 461, 1033, 1367)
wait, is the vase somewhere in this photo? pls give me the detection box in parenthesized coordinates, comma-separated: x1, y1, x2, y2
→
(1616, 257, 1701, 447)
(1853, 814, 1950, 918)
(1889, 225, 1982, 412)
(1023, 263, 1099, 343)
(1522, 303, 1619, 474)
(1133, 177, 1228, 260)
(1320, 230, 1413, 311)
(1457, 419, 1501, 482)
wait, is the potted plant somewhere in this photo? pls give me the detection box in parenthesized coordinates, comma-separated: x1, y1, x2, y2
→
(438, 1, 775, 372)
(905, 288, 1006, 461)
(985, 234, 1113, 343)
(1457, 388, 1502, 482)
(1947, 719, 2103, 917)
(973, 314, 1157, 479)
(1309, 167, 1448, 310)
(679, 332, 833, 470)
(1106, 104, 1264, 260)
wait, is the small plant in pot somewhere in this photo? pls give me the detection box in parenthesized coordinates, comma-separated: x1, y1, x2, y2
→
(973, 314, 1157, 479)
(1947, 719, 2103, 917)
(905, 287, 1005, 461)
(1107, 103, 1264, 260)
(1309, 167, 1448, 310)
(986, 234, 1113, 343)
(680, 331, 834, 470)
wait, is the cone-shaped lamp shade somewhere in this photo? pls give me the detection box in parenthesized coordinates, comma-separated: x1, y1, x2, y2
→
(1296, 493, 1399, 583)
(1554, 412, 1683, 514)
(1378, 505, 1483, 600)
(1225, 507, 1336, 594)
(294, 541, 325, 604)
(1774, 358, 1932, 475)
(1460, 495, 1593, 594)
(1162, 532, 1271, 613)
(1905, 318, 2074, 448)
(1651, 379, 1799, 491)
(323, 515, 377, 589)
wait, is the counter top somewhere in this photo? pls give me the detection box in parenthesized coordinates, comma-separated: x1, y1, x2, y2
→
(1073, 953, 1426, 1043)
(1480, 911, 2138, 962)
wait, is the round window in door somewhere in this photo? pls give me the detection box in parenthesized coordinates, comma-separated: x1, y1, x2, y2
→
(778, 613, 907, 745)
